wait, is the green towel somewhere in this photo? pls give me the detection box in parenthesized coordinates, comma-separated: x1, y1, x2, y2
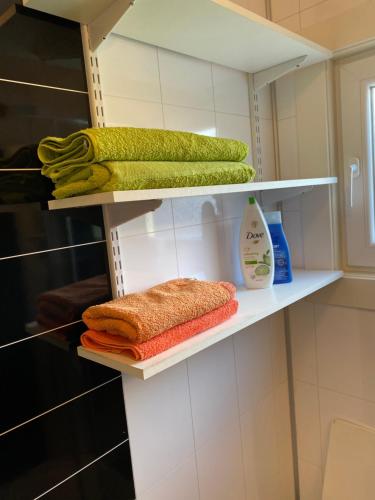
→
(38, 127, 249, 182)
(52, 161, 256, 199)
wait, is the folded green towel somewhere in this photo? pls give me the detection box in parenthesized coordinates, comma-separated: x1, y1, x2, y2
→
(51, 161, 256, 199)
(38, 127, 249, 182)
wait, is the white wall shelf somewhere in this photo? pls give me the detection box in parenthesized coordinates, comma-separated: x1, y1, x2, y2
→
(48, 177, 337, 210)
(113, 0, 331, 73)
(77, 269, 343, 380)
(23, 0, 331, 69)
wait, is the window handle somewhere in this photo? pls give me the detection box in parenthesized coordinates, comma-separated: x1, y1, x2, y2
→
(349, 158, 360, 208)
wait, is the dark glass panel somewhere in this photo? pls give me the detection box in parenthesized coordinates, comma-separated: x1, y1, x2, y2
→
(0, 379, 127, 500)
(0, 242, 110, 346)
(0, 204, 104, 258)
(0, 5, 87, 91)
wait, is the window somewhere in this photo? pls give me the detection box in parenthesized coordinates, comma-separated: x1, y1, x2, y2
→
(339, 52, 375, 267)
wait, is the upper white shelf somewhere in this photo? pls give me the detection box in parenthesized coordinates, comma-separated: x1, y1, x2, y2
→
(77, 269, 343, 380)
(48, 177, 337, 210)
(23, 0, 331, 72)
(113, 0, 332, 73)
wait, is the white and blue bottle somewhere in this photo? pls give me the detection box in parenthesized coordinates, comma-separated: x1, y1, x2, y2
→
(265, 211, 293, 284)
(240, 197, 274, 289)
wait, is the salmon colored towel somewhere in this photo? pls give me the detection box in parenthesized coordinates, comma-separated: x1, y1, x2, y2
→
(81, 299, 238, 360)
(82, 278, 236, 343)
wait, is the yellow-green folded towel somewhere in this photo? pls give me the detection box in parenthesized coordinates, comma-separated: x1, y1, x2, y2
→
(38, 127, 249, 182)
(51, 160, 255, 199)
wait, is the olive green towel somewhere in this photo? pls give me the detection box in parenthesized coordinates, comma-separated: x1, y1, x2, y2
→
(52, 160, 255, 199)
(39, 127, 249, 182)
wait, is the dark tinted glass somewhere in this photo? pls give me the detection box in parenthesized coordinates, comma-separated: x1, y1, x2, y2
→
(0, 242, 110, 346)
(0, 5, 87, 91)
(0, 379, 128, 500)
(0, 204, 104, 258)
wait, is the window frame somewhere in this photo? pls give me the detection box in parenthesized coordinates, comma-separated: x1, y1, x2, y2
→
(339, 52, 375, 268)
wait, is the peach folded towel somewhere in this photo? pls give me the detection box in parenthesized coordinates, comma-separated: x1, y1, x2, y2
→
(81, 299, 238, 360)
(82, 278, 236, 343)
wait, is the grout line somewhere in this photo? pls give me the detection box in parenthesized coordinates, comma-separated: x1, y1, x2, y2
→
(312, 382, 375, 411)
(33, 438, 129, 500)
(284, 307, 301, 500)
(102, 90, 250, 118)
(210, 62, 218, 136)
(185, 362, 202, 500)
(155, 46, 166, 112)
(156, 48, 167, 129)
(0, 375, 121, 439)
(0, 78, 88, 94)
(299, 0, 328, 16)
(0, 319, 83, 350)
(119, 215, 242, 241)
(0, 239, 106, 261)
(170, 201, 182, 278)
(312, 303, 325, 468)
(231, 336, 249, 500)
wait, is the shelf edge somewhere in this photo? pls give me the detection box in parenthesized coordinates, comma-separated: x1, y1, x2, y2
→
(77, 270, 343, 380)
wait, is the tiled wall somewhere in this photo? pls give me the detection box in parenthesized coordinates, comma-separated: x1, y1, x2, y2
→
(289, 299, 375, 499)
(275, 60, 337, 272)
(97, 33, 294, 500)
(97, 34, 276, 181)
(123, 315, 294, 500)
(0, 7, 134, 499)
(232, 0, 267, 16)
(270, 0, 367, 32)
(270, 0, 372, 49)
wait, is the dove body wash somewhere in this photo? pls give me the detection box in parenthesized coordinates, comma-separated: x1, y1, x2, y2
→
(240, 197, 274, 289)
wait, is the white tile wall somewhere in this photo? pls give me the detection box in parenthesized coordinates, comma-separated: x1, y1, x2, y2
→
(120, 230, 179, 293)
(271, 0, 299, 21)
(158, 50, 214, 110)
(137, 456, 200, 500)
(231, 0, 267, 17)
(103, 95, 164, 128)
(289, 302, 317, 384)
(234, 319, 274, 416)
(98, 32, 276, 182)
(271, 0, 369, 40)
(98, 37, 161, 102)
(187, 338, 238, 447)
(278, 14, 301, 33)
(275, 62, 332, 180)
(289, 301, 375, 497)
(283, 210, 305, 269)
(212, 64, 250, 116)
(123, 313, 294, 500)
(294, 381, 322, 466)
(298, 459, 323, 500)
(163, 105, 216, 136)
(98, 33, 292, 500)
(123, 363, 196, 496)
(196, 417, 247, 500)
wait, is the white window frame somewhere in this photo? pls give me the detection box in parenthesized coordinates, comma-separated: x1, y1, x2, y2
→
(339, 52, 375, 267)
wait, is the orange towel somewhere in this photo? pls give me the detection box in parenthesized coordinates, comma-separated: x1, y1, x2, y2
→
(81, 299, 238, 360)
(82, 278, 235, 343)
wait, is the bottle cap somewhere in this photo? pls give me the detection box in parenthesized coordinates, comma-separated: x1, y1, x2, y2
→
(248, 196, 256, 205)
(264, 211, 282, 224)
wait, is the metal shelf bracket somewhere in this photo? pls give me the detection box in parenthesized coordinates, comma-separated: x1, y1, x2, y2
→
(87, 0, 135, 51)
(253, 55, 307, 90)
(260, 185, 313, 205)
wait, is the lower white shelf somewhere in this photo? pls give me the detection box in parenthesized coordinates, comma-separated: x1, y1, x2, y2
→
(77, 269, 343, 380)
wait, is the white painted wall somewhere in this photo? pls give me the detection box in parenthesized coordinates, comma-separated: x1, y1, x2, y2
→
(96, 33, 295, 500)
